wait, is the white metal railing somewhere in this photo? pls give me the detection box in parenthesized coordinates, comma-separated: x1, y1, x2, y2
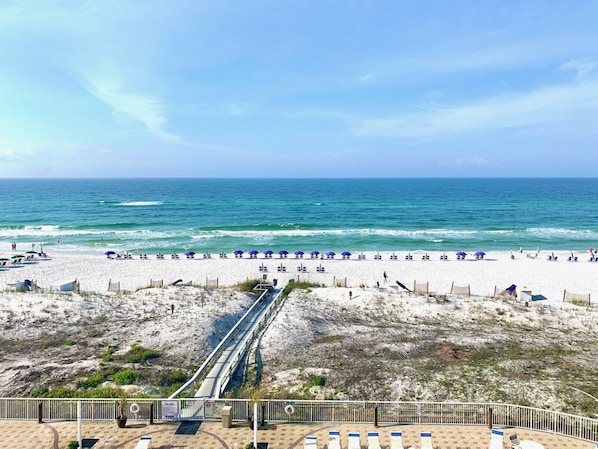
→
(1, 398, 596, 442)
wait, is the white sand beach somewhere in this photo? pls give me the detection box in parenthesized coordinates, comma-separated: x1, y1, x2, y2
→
(1, 249, 596, 303)
(1, 248, 597, 410)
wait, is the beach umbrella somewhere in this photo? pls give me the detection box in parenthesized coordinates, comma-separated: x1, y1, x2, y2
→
(294, 250, 304, 256)
(104, 250, 116, 256)
(249, 250, 259, 255)
(264, 250, 274, 256)
(474, 251, 485, 257)
(326, 251, 336, 256)
(11, 254, 24, 259)
(184, 251, 196, 256)
(233, 249, 244, 255)
(341, 251, 351, 257)
(309, 250, 320, 256)
(279, 250, 289, 255)
(456, 251, 467, 256)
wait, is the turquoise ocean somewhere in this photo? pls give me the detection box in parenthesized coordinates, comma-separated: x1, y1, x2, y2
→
(1, 178, 597, 255)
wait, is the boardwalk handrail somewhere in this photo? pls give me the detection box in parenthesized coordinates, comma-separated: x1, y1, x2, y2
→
(169, 283, 286, 399)
(1, 398, 596, 443)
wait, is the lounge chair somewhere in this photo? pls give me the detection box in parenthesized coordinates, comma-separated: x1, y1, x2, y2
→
(348, 432, 360, 449)
(367, 431, 381, 449)
(133, 435, 152, 449)
(389, 431, 404, 449)
(390, 253, 398, 260)
(419, 431, 433, 449)
(488, 428, 504, 449)
(509, 434, 522, 449)
(328, 430, 341, 449)
(305, 435, 318, 449)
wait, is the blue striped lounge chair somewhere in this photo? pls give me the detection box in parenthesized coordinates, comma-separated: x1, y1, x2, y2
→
(347, 432, 360, 449)
(367, 431, 381, 449)
(488, 429, 504, 449)
(390, 431, 404, 449)
(420, 431, 433, 449)
(328, 430, 341, 449)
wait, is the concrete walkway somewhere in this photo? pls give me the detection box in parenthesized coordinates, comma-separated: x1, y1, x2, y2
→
(0, 420, 595, 449)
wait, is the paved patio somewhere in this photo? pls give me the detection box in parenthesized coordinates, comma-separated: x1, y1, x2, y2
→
(0, 419, 595, 449)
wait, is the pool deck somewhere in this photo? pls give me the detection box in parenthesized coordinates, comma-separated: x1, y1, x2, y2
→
(0, 420, 596, 449)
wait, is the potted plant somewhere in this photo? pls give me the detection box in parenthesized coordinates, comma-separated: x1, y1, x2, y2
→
(116, 389, 128, 428)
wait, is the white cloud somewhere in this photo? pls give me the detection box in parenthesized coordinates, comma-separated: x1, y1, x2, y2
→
(85, 75, 180, 143)
(354, 79, 598, 139)
(559, 58, 598, 79)
(359, 73, 374, 83)
(454, 157, 488, 166)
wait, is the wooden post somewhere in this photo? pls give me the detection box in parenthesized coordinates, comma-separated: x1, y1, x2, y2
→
(374, 406, 378, 427)
(149, 403, 154, 425)
(487, 407, 493, 429)
(38, 402, 43, 423)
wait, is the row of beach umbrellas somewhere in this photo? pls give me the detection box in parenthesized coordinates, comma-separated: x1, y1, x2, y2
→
(106, 249, 488, 258)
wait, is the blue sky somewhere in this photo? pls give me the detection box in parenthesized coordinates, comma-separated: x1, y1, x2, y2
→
(1, 1, 597, 178)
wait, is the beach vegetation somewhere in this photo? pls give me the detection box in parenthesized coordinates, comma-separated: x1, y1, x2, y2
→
(113, 369, 139, 385)
(78, 372, 106, 389)
(281, 281, 319, 298)
(237, 279, 263, 292)
(121, 343, 159, 363)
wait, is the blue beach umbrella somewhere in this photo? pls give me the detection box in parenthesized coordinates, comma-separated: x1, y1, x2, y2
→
(474, 251, 486, 257)
(249, 250, 259, 255)
(341, 251, 351, 256)
(104, 250, 116, 256)
(309, 250, 319, 256)
(456, 251, 467, 257)
(279, 250, 289, 255)
(185, 251, 196, 256)
(234, 249, 244, 255)
(326, 251, 336, 257)
(264, 250, 274, 256)
(294, 250, 304, 256)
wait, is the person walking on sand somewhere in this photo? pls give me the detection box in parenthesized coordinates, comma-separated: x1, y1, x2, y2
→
(383, 271, 388, 284)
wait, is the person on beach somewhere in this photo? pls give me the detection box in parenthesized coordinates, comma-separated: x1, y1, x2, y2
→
(383, 271, 388, 284)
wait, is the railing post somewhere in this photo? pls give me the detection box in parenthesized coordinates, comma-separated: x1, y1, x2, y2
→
(374, 405, 378, 427)
(487, 407, 493, 429)
(149, 403, 154, 425)
(38, 401, 43, 423)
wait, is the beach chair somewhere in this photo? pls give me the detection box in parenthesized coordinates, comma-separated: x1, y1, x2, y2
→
(367, 431, 381, 449)
(419, 431, 433, 449)
(133, 435, 152, 449)
(509, 434, 522, 449)
(348, 432, 360, 449)
(389, 431, 404, 449)
(328, 430, 341, 449)
(305, 435, 318, 449)
(488, 428, 504, 449)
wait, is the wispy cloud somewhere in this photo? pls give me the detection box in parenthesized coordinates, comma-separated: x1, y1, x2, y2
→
(454, 157, 488, 166)
(85, 75, 180, 143)
(559, 58, 598, 79)
(354, 80, 598, 139)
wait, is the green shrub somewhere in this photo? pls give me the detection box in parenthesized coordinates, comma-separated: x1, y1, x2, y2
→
(113, 369, 139, 385)
(122, 344, 159, 363)
(79, 372, 105, 389)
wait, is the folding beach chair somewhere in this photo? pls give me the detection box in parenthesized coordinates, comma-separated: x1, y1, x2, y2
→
(348, 432, 361, 449)
(328, 430, 341, 449)
(419, 431, 433, 449)
(390, 431, 404, 449)
(367, 431, 381, 449)
(488, 428, 504, 449)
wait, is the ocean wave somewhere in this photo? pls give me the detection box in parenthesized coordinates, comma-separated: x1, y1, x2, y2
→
(116, 201, 163, 207)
